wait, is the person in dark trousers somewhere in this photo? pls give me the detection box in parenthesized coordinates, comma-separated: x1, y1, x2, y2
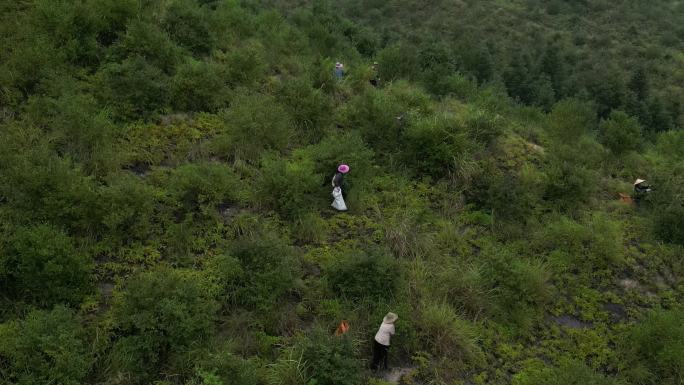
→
(371, 312, 397, 371)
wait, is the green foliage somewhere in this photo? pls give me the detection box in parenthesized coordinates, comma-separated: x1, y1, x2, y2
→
(298, 328, 362, 385)
(110, 267, 219, 383)
(402, 113, 475, 178)
(0, 306, 90, 385)
(418, 302, 482, 361)
(171, 58, 230, 112)
(256, 155, 323, 219)
(163, 0, 215, 55)
(513, 358, 620, 385)
(1, 224, 92, 307)
(1, 1, 684, 384)
(599, 110, 643, 155)
(547, 99, 596, 143)
(621, 309, 684, 385)
(327, 248, 399, 302)
(211, 91, 294, 162)
(154, 162, 241, 215)
(223, 234, 299, 311)
(95, 56, 170, 120)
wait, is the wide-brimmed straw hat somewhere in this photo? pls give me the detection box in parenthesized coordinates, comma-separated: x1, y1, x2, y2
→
(383, 312, 398, 324)
(338, 164, 350, 173)
(335, 62, 344, 68)
(634, 178, 646, 186)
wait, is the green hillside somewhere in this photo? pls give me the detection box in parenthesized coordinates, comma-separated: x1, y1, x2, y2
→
(0, 1, 683, 384)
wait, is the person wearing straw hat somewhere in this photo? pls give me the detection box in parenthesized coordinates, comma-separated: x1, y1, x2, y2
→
(334, 62, 346, 79)
(370, 61, 380, 87)
(371, 312, 398, 371)
(633, 178, 651, 202)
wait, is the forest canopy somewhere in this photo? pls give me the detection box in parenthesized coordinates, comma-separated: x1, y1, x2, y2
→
(0, 0, 683, 384)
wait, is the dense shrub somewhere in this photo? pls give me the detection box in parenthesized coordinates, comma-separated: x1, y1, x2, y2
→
(513, 359, 619, 385)
(154, 162, 241, 215)
(225, 234, 299, 311)
(256, 155, 323, 219)
(402, 113, 475, 178)
(95, 56, 170, 120)
(171, 58, 230, 112)
(163, 0, 215, 55)
(621, 309, 684, 385)
(0, 306, 90, 385)
(482, 249, 551, 325)
(0, 225, 92, 307)
(599, 110, 643, 155)
(418, 302, 482, 360)
(298, 328, 362, 385)
(109, 19, 182, 73)
(110, 267, 219, 383)
(276, 76, 333, 142)
(98, 173, 162, 246)
(0, 126, 101, 233)
(211, 92, 294, 162)
(327, 249, 400, 302)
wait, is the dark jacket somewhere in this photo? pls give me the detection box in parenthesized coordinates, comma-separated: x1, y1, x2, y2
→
(332, 172, 344, 187)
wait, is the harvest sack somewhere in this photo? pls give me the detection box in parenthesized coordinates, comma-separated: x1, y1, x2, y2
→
(331, 187, 347, 211)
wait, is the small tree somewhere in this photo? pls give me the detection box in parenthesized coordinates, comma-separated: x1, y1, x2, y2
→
(599, 110, 643, 154)
(1, 225, 92, 307)
(0, 306, 90, 385)
(110, 267, 219, 382)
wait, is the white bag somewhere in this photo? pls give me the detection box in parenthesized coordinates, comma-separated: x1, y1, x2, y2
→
(331, 186, 347, 211)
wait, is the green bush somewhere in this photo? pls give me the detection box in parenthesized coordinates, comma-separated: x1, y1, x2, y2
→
(225, 234, 299, 311)
(402, 113, 476, 178)
(163, 0, 215, 55)
(110, 267, 219, 383)
(327, 248, 400, 302)
(276, 76, 333, 142)
(212, 40, 267, 87)
(418, 302, 482, 361)
(189, 342, 261, 385)
(547, 99, 596, 144)
(171, 58, 230, 112)
(482, 249, 551, 325)
(95, 56, 170, 120)
(23, 91, 120, 174)
(599, 110, 643, 155)
(433, 263, 492, 319)
(256, 154, 324, 219)
(0, 306, 90, 385)
(1, 225, 92, 307)
(377, 43, 420, 81)
(513, 358, 619, 385)
(98, 173, 162, 246)
(339, 81, 431, 152)
(620, 309, 684, 385)
(154, 162, 241, 216)
(298, 328, 362, 385)
(109, 19, 182, 73)
(654, 203, 684, 245)
(0, 126, 101, 234)
(211, 91, 294, 162)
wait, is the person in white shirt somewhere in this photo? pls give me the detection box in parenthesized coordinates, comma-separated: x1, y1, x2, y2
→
(371, 312, 397, 371)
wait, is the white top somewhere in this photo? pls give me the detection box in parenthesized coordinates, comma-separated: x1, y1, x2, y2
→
(374, 322, 395, 346)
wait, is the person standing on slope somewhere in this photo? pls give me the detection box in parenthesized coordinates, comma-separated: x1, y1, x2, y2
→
(331, 164, 349, 211)
(371, 312, 398, 371)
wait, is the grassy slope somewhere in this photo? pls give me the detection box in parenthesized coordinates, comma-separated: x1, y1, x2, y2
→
(0, 1, 683, 385)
